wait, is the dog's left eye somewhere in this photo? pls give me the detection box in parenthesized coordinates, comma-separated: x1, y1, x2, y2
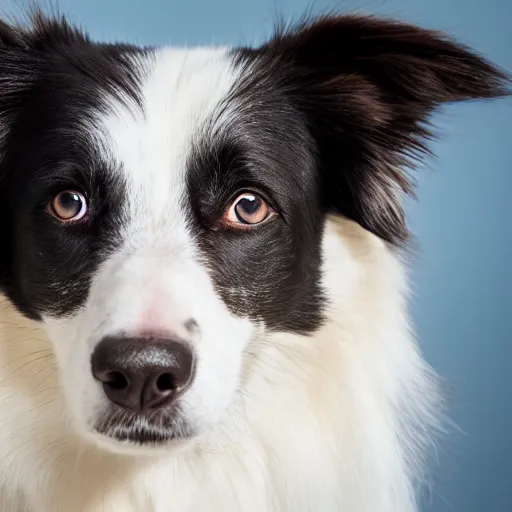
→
(48, 190, 88, 222)
(222, 193, 276, 228)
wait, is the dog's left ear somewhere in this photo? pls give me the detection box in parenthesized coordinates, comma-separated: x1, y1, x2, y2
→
(244, 15, 510, 244)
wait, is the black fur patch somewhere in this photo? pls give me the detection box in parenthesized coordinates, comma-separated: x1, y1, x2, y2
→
(0, 12, 146, 318)
(186, 88, 326, 333)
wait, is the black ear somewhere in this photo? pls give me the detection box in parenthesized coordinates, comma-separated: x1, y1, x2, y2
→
(245, 14, 510, 244)
(0, 12, 88, 139)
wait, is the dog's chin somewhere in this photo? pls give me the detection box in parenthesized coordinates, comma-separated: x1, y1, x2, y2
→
(82, 412, 199, 456)
(85, 428, 196, 456)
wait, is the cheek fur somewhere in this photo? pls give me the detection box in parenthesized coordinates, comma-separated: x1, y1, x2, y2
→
(196, 223, 326, 333)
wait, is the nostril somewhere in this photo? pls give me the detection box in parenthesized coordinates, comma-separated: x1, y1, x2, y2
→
(155, 373, 175, 392)
(104, 371, 129, 390)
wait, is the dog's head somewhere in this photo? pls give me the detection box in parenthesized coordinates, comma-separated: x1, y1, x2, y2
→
(0, 12, 507, 453)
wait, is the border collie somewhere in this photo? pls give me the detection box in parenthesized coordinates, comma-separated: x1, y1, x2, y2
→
(0, 10, 508, 512)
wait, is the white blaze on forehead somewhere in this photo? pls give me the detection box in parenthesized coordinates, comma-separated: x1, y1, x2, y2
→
(94, 46, 239, 246)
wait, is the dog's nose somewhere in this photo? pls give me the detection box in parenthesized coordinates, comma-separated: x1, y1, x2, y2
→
(91, 336, 195, 411)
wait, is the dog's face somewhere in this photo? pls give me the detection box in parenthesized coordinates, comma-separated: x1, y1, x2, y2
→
(0, 13, 506, 453)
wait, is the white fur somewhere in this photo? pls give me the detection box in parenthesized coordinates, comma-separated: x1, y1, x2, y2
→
(0, 46, 442, 511)
(44, 48, 253, 450)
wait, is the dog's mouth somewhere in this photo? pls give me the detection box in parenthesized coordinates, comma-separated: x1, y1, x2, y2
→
(93, 407, 195, 446)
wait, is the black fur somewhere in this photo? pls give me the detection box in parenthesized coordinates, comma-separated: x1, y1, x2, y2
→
(187, 95, 325, 332)
(0, 12, 145, 318)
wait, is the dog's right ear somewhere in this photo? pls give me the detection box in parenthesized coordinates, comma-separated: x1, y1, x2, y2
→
(0, 13, 90, 128)
(0, 19, 37, 139)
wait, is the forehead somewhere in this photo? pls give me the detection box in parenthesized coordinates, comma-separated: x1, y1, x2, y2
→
(94, 47, 239, 222)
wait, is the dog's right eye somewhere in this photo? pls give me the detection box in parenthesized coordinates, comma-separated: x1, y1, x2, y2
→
(48, 190, 88, 222)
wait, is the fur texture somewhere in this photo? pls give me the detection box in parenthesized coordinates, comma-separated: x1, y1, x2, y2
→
(0, 11, 508, 512)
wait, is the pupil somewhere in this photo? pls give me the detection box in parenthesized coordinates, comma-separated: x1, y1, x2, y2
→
(51, 190, 86, 221)
(238, 196, 260, 215)
(58, 192, 81, 215)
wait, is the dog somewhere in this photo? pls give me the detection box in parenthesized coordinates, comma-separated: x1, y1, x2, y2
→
(0, 10, 508, 512)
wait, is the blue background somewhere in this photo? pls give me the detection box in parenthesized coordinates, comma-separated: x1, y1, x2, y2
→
(1, 0, 510, 510)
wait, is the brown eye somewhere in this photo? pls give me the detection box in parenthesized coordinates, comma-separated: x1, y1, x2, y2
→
(49, 190, 88, 222)
(222, 193, 276, 228)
